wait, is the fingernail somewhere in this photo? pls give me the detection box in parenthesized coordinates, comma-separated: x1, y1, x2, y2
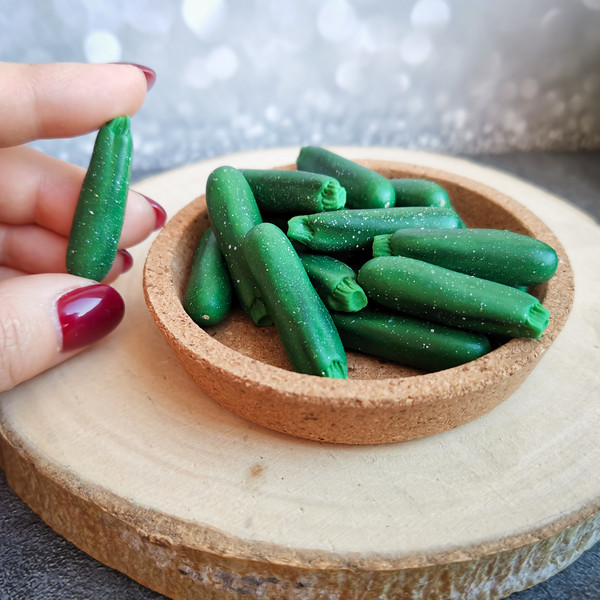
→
(118, 249, 134, 274)
(57, 285, 125, 353)
(115, 62, 156, 90)
(141, 194, 167, 230)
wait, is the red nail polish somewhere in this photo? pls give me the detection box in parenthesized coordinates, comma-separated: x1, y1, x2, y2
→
(118, 249, 134, 274)
(134, 64, 157, 91)
(144, 196, 167, 230)
(114, 62, 156, 90)
(57, 285, 125, 353)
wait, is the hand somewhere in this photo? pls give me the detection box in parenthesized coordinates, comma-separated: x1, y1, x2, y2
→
(0, 62, 166, 392)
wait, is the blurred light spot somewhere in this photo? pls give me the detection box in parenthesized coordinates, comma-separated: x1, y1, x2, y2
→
(182, 0, 225, 36)
(540, 8, 564, 34)
(469, 80, 495, 103)
(580, 114, 595, 130)
(184, 56, 212, 89)
(400, 31, 432, 65)
(302, 89, 332, 112)
(317, 0, 358, 42)
(565, 117, 578, 131)
(396, 73, 412, 92)
(410, 0, 451, 30)
(551, 100, 566, 117)
(264, 104, 281, 122)
(207, 45, 238, 80)
(502, 111, 527, 134)
(569, 94, 585, 112)
(442, 109, 468, 129)
(84, 30, 121, 63)
(335, 61, 365, 93)
(358, 16, 397, 53)
(520, 79, 539, 99)
(500, 81, 517, 101)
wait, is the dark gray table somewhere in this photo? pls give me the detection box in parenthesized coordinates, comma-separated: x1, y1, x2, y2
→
(1, 150, 599, 599)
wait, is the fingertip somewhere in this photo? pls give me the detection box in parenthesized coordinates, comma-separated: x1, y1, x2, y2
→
(113, 62, 156, 91)
(119, 249, 134, 274)
(0, 62, 153, 146)
(121, 191, 166, 247)
(146, 196, 167, 231)
(102, 250, 134, 284)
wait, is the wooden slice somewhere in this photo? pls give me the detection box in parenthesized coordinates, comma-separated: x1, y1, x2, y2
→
(1, 148, 599, 600)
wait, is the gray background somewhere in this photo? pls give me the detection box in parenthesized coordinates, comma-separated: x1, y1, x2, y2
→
(1, 0, 599, 176)
(1, 0, 599, 598)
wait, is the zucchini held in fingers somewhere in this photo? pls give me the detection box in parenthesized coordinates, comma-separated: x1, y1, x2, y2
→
(66, 116, 133, 281)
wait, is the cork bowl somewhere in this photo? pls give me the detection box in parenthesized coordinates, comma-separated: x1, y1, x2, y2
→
(143, 160, 574, 445)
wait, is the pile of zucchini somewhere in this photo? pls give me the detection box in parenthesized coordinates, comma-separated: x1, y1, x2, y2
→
(184, 146, 559, 377)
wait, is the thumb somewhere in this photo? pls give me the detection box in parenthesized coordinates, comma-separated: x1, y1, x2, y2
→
(0, 274, 124, 392)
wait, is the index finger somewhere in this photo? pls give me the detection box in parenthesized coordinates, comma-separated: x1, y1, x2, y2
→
(0, 62, 154, 148)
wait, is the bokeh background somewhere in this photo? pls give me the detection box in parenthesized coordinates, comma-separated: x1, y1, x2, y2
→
(1, 0, 599, 176)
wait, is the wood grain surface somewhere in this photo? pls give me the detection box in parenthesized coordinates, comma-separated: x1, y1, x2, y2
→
(0, 148, 598, 599)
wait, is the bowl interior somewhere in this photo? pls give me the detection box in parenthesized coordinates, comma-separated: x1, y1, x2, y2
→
(157, 162, 562, 380)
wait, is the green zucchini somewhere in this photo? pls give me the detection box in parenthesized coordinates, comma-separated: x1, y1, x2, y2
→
(66, 116, 132, 280)
(184, 227, 232, 325)
(372, 228, 558, 286)
(287, 207, 464, 253)
(298, 253, 367, 312)
(358, 256, 550, 338)
(240, 169, 346, 213)
(390, 178, 451, 208)
(297, 146, 395, 209)
(243, 222, 347, 378)
(332, 308, 491, 372)
(205, 166, 272, 326)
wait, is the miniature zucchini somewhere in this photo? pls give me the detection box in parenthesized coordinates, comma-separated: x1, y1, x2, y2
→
(298, 253, 368, 312)
(332, 308, 491, 372)
(297, 146, 395, 209)
(390, 179, 451, 208)
(184, 227, 233, 325)
(240, 169, 346, 213)
(287, 207, 464, 253)
(66, 116, 132, 281)
(372, 228, 558, 286)
(243, 222, 348, 378)
(206, 166, 272, 326)
(358, 256, 550, 338)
